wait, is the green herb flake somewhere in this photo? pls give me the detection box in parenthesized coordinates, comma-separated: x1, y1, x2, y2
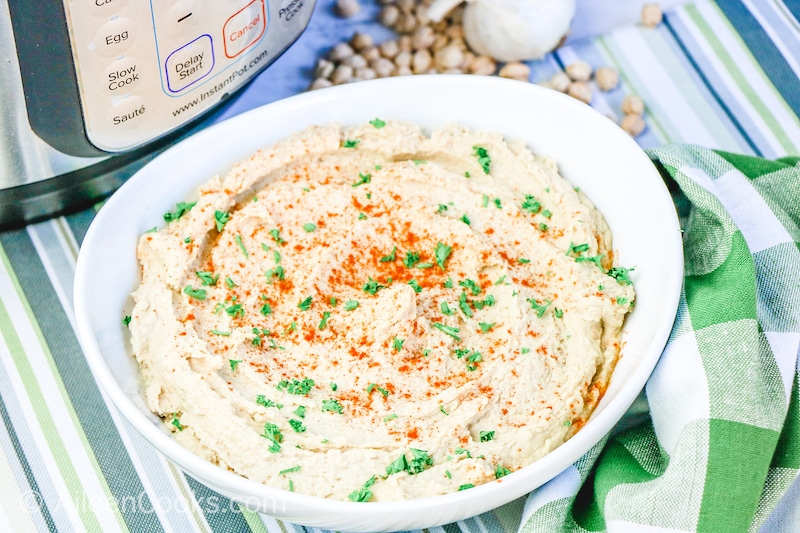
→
(528, 298, 552, 318)
(330, 382, 338, 391)
(616, 297, 629, 306)
(460, 214, 471, 225)
(495, 465, 511, 479)
(413, 159, 427, 165)
(478, 322, 495, 333)
(303, 222, 317, 232)
(288, 419, 306, 433)
(210, 329, 230, 336)
(348, 476, 375, 502)
(261, 422, 283, 452)
(256, 395, 280, 408)
(481, 194, 489, 208)
(225, 302, 244, 318)
(493, 197, 502, 209)
(298, 295, 313, 311)
(321, 398, 344, 414)
(123, 315, 132, 327)
(344, 300, 360, 311)
(458, 279, 482, 295)
(269, 228, 286, 245)
(539, 223, 549, 231)
(458, 484, 475, 491)
(479, 430, 495, 442)
(436, 204, 448, 214)
(196, 271, 219, 286)
(607, 266, 634, 285)
(458, 291, 473, 318)
(440, 301, 454, 316)
(518, 257, 531, 264)
(495, 275, 507, 285)
(163, 201, 197, 223)
(279, 465, 301, 475)
(444, 276, 454, 288)
(362, 277, 386, 295)
(171, 416, 185, 431)
(520, 347, 531, 354)
(403, 250, 421, 268)
(369, 118, 386, 128)
(352, 172, 372, 187)
(433, 322, 461, 341)
(214, 210, 230, 232)
(598, 284, 605, 291)
(542, 209, 552, 218)
(277, 377, 315, 395)
(554, 308, 564, 318)
(521, 194, 542, 214)
(260, 302, 272, 316)
(265, 265, 285, 283)
(184, 237, 192, 243)
(343, 139, 360, 148)
(380, 246, 397, 263)
(392, 337, 404, 351)
(293, 405, 306, 418)
(566, 242, 590, 256)
(386, 454, 408, 476)
(225, 276, 236, 288)
(234, 235, 249, 258)
(464, 171, 471, 178)
(472, 146, 491, 174)
(576, 254, 604, 268)
(434, 242, 453, 271)
(383, 413, 398, 422)
(407, 279, 422, 293)
(439, 405, 449, 415)
(183, 285, 206, 300)
(229, 359, 243, 371)
(318, 311, 331, 330)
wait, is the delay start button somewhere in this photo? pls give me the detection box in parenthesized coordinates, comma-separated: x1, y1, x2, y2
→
(223, 0, 266, 59)
(165, 34, 214, 93)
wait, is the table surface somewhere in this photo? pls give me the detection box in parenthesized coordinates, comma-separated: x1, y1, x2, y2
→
(1, 1, 800, 532)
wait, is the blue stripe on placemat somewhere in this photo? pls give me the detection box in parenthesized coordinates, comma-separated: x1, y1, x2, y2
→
(185, 474, 254, 531)
(781, 0, 800, 21)
(716, 0, 800, 116)
(0, 229, 165, 533)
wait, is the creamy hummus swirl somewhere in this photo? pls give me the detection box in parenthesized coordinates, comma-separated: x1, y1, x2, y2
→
(130, 121, 635, 501)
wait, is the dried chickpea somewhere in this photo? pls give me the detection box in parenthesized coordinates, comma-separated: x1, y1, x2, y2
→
(314, 59, 335, 80)
(565, 60, 592, 82)
(329, 43, 354, 62)
(394, 50, 412, 68)
(342, 54, 368, 69)
(642, 3, 663, 27)
(468, 55, 496, 76)
(620, 114, 646, 136)
(595, 66, 619, 92)
(621, 94, 645, 115)
(309, 78, 333, 90)
(398, 35, 413, 53)
(361, 46, 381, 62)
(567, 81, 592, 103)
(499, 61, 530, 81)
(350, 32, 373, 51)
(549, 71, 571, 92)
(411, 26, 436, 50)
(396, 13, 418, 33)
(372, 57, 395, 78)
(334, 0, 360, 18)
(379, 39, 400, 59)
(331, 64, 354, 85)
(379, 5, 400, 27)
(395, 65, 413, 76)
(435, 43, 464, 71)
(412, 49, 432, 73)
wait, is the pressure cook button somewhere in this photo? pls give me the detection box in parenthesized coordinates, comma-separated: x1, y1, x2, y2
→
(165, 34, 214, 93)
(104, 56, 141, 94)
(223, 0, 266, 59)
(109, 94, 146, 129)
(94, 16, 135, 56)
(87, 0, 131, 17)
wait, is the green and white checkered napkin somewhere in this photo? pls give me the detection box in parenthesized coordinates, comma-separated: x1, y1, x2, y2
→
(518, 145, 800, 532)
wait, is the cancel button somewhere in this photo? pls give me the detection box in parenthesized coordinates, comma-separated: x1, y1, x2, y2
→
(165, 35, 215, 93)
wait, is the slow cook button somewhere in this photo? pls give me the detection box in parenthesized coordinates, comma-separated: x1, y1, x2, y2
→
(109, 94, 146, 128)
(165, 34, 214, 93)
(103, 56, 141, 94)
(94, 16, 135, 56)
(223, 0, 266, 59)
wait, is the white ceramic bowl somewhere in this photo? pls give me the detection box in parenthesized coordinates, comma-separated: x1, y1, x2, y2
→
(74, 75, 683, 532)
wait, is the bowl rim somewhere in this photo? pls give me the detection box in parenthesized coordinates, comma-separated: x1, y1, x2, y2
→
(74, 74, 683, 528)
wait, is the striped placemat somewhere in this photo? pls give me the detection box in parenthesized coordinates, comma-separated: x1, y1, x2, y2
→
(1, 1, 798, 531)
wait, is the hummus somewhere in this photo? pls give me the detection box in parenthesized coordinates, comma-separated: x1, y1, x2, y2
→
(129, 121, 635, 501)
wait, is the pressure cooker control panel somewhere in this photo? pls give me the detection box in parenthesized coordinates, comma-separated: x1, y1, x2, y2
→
(61, 0, 311, 152)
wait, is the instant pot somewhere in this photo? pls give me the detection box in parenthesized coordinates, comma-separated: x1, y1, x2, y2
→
(0, 0, 313, 227)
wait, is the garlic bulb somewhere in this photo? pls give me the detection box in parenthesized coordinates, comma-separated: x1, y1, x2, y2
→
(427, 0, 576, 62)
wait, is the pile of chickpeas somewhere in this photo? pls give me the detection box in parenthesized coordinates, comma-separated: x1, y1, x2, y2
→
(311, 0, 663, 138)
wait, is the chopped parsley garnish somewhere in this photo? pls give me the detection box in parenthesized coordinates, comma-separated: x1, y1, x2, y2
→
(458, 279, 482, 295)
(472, 146, 491, 174)
(598, 284, 605, 291)
(358, 212, 367, 220)
(458, 484, 475, 491)
(321, 398, 343, 414)
(439, 405, 449, 415)
(542, 209, 552, 218)
(386, 455, 408, 476)
(383, 413, 398, 422)
(460, 214, 471, 225)
(416, 261, 434, 269)
(330, 382, 338, 391)
(367, 383, 390, 397)
(183, 285, 206, 300)
(344, 300, 360, 311)
(495, 275, 507, 285)
(163, 201, 197, 223)
(288, 419, 306, 433)
(293, 405, 306, 418)
(607, 266, 634, 285)
(458, 292, 473, 318)
(196, 271, 219, 286)
(576, 255, 604, 268)
(319, 311, 331, 330)
(464, 171, 471, 178)
(493, 197, 502, 209)
(518, 257, 531, 264)
(528, 298, 552, 318)
(520, 347, 531, 354)
(123, 315, 132, 327)
(298, 295, 313, 311)
(269, 228, 286, 245)
(229, 359, 243, 371)
(225, 276, 236, 288)
(521, 194, 542, 214)
(342, 139, 360, 148)
(413, 159, 427, 165)
(566, 242, 590, 256)
(434, 242, 453, 271)
(392, 337, 404, 351)
(380, 246, 397, 262)
(495, 465, 511, 478)
(437, 204, 448, 214)
(444, 277, 454, 288)
(440, 301, 454, 316)
(210, 329, 230, 336)
(279, 465, 301, 475)
(256, 395, 281, 408)
(369, 118, 386, 128)
(362, 277, 386, 295)
(408, 448, 433, 474)
(564, 420, 572, 427)
(407, 279, 422, 293)
(225, 302, 244, 317)
(403, 250, 420, 268)
(479, 430, 495, 442)
(234, 235, 248, 258)
(265, 265, 285, 282)
(171, 416, 185, 431)
(433, 322, 461, 340)
(455, 447, 471, 458)
(329, 297, 338, 307)
(303, 222, 317, 232)
(261, 422, 283, 453)
(465, 350, 482, 371)
(277, 377, 315, 395)
(348, 476, 375, 502)
(554, 308, 564, 318)
(617, 297, 630, 306)
(481, 194, 489, 208)
(184, 237, 192, 243)
(214, 210, 230, 232)
(260, 302, 272, 316)
(445, 470, 452, 479)
(478, 322, 495, 333)
(539, 223, 549, 231)
(352, 172, 371, 187)
(145, 227, 157, 233)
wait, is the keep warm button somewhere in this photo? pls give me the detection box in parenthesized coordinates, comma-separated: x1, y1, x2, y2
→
(165, 34, 214, 93)
(223, 0, 266, 59)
